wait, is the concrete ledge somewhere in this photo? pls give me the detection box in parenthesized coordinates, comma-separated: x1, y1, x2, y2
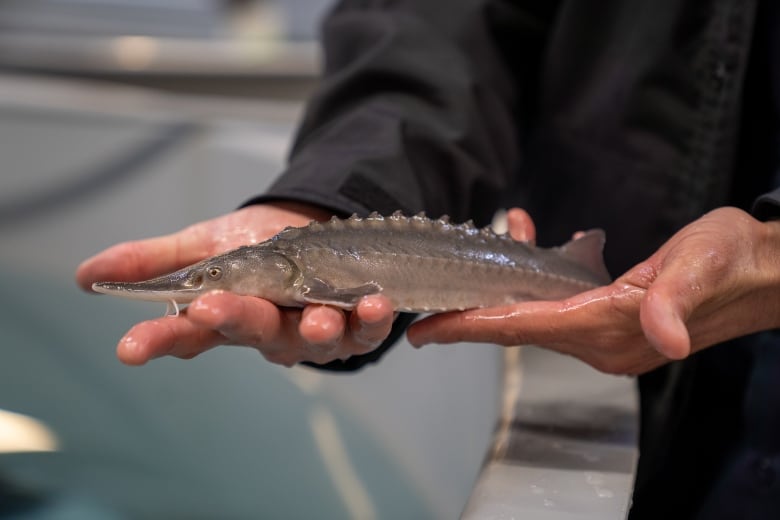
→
(462, 346, 638, 519)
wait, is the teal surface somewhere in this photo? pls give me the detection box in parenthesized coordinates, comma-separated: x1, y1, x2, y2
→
(0, 270, 433, 519)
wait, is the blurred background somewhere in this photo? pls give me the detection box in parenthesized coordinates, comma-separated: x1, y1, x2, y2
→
(0, 1, 504, 518)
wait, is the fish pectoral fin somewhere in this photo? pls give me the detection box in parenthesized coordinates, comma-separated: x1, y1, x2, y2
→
(302, 278, 382, 308)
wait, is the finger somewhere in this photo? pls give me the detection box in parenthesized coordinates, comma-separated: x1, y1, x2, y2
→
(187, 291, 284, 347)
(76, 226, 211, 291)
(407, 283, 638, 348)
(407, 300, 570, 347)
(639, 278, 694, 360)
(506, 207, 536, 243)
(299, 305, 347, 347)
(295, 297, 394, 361)
(117, 316, 226, 366)
(189, 291, 313, 366)
(349, 295, 395, 351)
(189, 292, 389, 362)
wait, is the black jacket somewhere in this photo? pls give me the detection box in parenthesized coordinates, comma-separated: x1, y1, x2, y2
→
(254, 0, 780, 517)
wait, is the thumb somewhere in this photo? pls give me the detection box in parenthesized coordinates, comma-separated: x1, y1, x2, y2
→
(506, 207, 536, 243)
(76, 228, 208, 291)
(639, 271, 698, 360)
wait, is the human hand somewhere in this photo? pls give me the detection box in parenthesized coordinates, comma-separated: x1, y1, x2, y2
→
(76, 202, 395, 367)
(407, 207, 780, 375)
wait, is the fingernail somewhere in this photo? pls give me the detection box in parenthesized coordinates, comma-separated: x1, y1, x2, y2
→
(118, 334, 148, 365)
(357, 298, 389, 324)
(408, 336, 426, 349)
(190, 298, 210, 313)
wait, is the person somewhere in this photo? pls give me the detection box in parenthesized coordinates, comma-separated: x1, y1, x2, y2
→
(77, 0, 780, 518)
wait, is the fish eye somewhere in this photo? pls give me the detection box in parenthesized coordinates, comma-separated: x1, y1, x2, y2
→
(206, 266, 223, 281)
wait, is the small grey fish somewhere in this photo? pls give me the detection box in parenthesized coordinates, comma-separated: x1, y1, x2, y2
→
(93, 212, 611, 315)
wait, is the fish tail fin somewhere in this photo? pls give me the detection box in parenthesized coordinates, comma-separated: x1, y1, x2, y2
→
(558, 229, 612, 284)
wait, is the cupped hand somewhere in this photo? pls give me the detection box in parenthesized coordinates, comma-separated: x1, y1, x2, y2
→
(76, 202, 395, 367)
(408, 207, 780, 375)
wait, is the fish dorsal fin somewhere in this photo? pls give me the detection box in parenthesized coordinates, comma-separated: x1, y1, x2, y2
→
(558, 229, 611, 284)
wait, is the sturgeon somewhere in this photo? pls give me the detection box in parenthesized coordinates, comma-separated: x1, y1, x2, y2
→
(92, 212, 611, 315)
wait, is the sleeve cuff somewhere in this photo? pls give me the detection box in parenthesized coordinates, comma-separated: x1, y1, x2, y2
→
(751, 187, 780, 221)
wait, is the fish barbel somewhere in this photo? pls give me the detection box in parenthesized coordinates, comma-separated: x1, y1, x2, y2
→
(93, 212, 611, 315)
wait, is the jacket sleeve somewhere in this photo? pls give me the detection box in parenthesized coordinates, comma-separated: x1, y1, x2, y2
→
(752, 187, 780, 220)
(249, 0, 554, 225)
(249, 0, 555, 370)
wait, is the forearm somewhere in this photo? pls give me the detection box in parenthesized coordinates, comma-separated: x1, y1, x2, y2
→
(252, 0, 555, 225)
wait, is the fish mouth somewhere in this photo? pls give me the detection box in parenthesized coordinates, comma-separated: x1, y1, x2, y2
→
(92, 277, 203, 303)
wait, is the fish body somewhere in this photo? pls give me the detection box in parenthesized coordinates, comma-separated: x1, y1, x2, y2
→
(93, 213, 611, 313)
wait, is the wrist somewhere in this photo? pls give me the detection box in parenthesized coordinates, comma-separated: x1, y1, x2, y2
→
(753, 216, 780, 326)
(758, 216, 780, 273)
